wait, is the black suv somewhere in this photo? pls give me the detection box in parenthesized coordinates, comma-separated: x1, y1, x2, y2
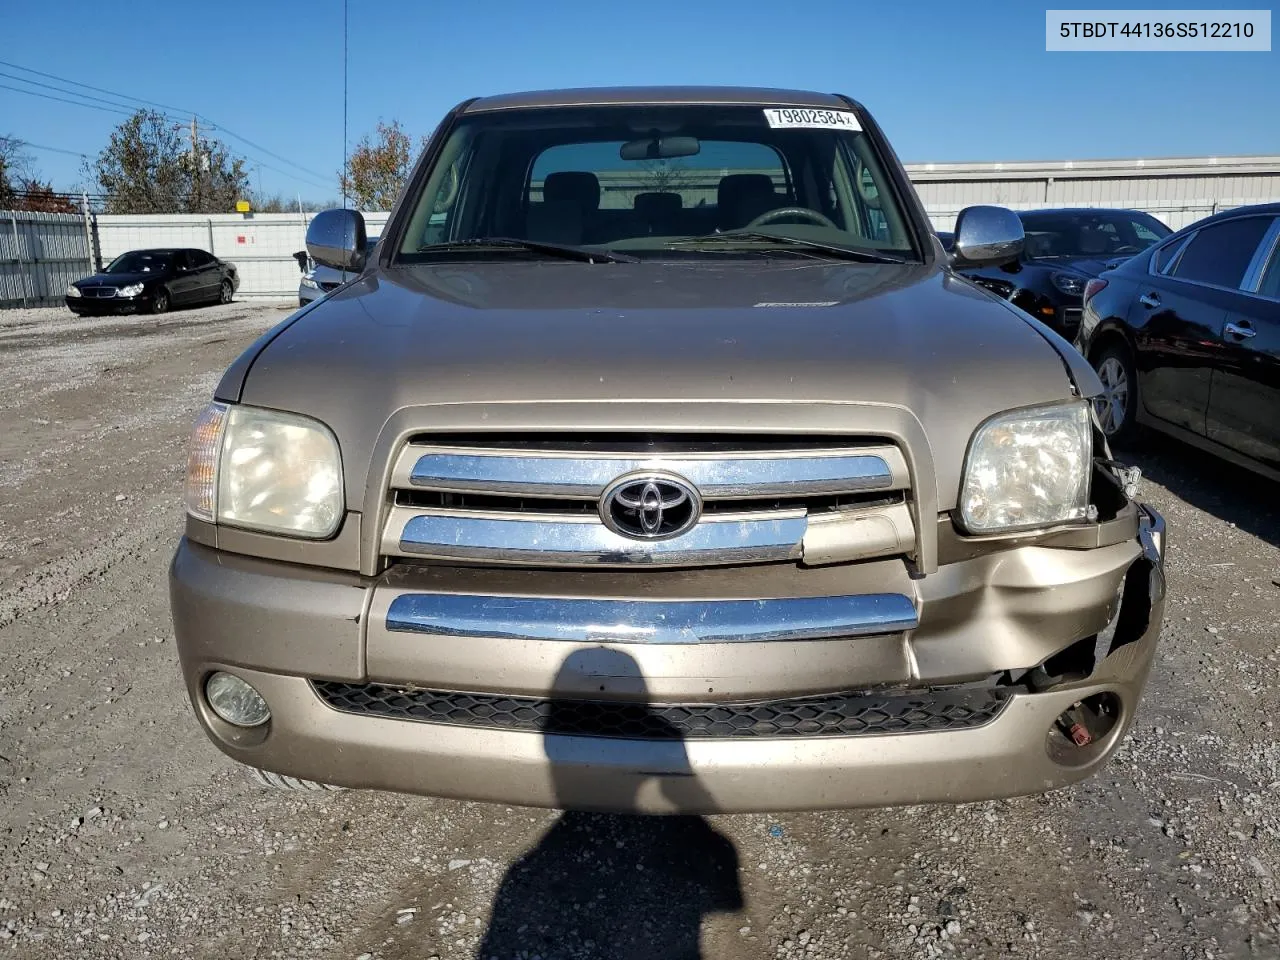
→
(957, 208, 1171, 339)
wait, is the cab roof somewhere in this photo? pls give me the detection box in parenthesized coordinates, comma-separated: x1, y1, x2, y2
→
(462, 86, 852, 113)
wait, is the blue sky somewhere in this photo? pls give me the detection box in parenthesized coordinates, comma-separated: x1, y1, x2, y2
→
(2, 0, 1276, 199)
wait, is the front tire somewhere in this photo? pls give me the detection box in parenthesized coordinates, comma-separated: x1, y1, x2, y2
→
(1092, 342, 1138, 445)
(248, 768, 344, 792)
(150, 289, 170, 315)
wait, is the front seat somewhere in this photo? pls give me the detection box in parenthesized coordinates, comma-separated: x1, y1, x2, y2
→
(633, 192, 683, 235)
(717, 174, 780, 230)
(527, 171, 601, 244)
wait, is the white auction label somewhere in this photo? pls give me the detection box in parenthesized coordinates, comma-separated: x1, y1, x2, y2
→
(763, 109, 861, 131)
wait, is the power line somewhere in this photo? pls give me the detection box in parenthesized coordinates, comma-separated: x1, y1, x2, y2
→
(0, 58, 195, 117)
(0, 58, 331, 184)
(12, 141, 88, 159)
(200, 121, 330, 183)
(0, 71, 185, 122)
(0, 81, 140, 117)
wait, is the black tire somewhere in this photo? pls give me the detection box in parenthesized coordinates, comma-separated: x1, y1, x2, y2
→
(248, 767, 344, 792)
(150, 288, 170, 315)
(1092, 341, 1139, 446)
(218, 279, 233, 304)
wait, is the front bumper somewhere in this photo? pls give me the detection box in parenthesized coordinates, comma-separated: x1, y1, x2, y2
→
(170, 507, 1166, 813)
(66, 296, 143, 315)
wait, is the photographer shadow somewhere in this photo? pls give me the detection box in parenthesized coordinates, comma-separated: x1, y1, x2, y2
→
(476, 648, 744, 960)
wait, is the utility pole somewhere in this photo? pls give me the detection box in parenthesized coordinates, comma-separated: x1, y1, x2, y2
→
(191, 115, 200, 212)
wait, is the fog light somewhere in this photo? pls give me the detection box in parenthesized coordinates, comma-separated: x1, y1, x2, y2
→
(206, 672, 270, 727)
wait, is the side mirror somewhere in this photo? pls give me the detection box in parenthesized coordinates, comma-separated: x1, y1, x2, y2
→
(950, 205, 1024, 268)
(306, 209, 368, 272)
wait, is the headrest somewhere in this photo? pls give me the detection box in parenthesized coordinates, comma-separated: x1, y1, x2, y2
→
(717, 173, 776, 210)
(1077, 227, 1110, 255)
(634, 192, 682, 218)
(542, 171, 600, 211)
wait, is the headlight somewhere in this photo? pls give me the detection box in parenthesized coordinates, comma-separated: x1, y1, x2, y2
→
(117, 283, 145, 297)
(300, 275, 320, 290)
(184, 402, 344, 538)
(959, 402, 1092, 533)
(66, 284, 82, 298)
(1050, 272, 1088, 296)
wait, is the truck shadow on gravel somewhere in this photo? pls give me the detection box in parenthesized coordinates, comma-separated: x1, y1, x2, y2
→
(1118, 433, 1279, 548)
(476, 650, 744, 960)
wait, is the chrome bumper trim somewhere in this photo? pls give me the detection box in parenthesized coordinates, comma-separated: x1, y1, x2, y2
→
(384, 592, 920, 644)
(396, 447, 906, 499)
(386, 507, 806, 566)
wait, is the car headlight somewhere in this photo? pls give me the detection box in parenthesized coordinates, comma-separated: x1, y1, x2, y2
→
(184, 402, 344, 538)
(117, 283, 145, 297)
(66, 284, 82, 298)
(300, 275, 320, 290)
(1050, 272, 1088, 296)
(959, 402, 1092, 533)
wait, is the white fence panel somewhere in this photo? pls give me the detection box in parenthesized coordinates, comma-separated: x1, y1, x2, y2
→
(0, 211, 92, 307)
(94, 212, 392, 299)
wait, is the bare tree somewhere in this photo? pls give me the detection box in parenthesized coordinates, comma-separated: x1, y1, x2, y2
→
(0, 136, 32, 209)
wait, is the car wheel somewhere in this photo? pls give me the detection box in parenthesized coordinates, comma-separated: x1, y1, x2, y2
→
(150, 289, 170, 315)
(248, 768, 344, 792)
(219, 279, 233, 304)
(1092, 342, 1138, 445)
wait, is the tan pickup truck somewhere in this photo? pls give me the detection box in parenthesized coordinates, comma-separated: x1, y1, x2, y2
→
(169, 86, 1166, 813)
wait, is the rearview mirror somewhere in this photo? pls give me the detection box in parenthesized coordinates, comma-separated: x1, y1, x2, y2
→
(949, 205, 1024, 268)
(619, 136, 701, 161)
(306, 208, 368, 272)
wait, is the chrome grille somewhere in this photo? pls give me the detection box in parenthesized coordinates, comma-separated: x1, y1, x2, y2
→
(84, 286, 117, 298)
(382, 436, 915, 568)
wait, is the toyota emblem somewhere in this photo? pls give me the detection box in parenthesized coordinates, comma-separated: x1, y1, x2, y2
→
(600, 473, 701, 541)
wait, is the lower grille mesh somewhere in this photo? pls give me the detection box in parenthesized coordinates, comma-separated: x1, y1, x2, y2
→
(311, 681, 1008, 740)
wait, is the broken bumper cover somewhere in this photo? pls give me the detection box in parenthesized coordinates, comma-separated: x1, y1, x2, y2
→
(169, 506, 1166, 814)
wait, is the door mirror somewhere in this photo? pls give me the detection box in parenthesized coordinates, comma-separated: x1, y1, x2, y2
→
(950, 205, 1024, 268)
(306, 209, 368, 271)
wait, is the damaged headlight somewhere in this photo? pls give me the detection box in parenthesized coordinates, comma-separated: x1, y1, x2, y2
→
(959, 402, 1092, 534)
(184, 402, 344, 538)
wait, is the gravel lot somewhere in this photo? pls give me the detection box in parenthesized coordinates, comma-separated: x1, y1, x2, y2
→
(0, 301, 1277, 960)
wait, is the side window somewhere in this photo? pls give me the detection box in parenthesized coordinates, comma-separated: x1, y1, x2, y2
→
(172, 251, 190, 271)
(1171, 216, 1272, 289)
(191, 250, 216, 267)
(1259, 249, 1280, 299)
(1153, 237, 1186, 274)
(1132, 221, 1162, 245)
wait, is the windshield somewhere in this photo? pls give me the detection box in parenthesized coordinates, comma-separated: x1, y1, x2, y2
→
(1020, 211, 1171, 259)
(105, 251, 172, 274)
(396, 104, 919, 261)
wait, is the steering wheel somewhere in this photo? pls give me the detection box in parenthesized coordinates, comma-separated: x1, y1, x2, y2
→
(746, 206, 839, 230)
(1111, 244, 1141, 254)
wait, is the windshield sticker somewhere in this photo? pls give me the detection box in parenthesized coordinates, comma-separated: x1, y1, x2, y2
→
(762, 109, 861, 131)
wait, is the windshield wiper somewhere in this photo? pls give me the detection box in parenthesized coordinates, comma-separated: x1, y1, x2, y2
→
(666, 231, 908, 264)
(417, 237, 638, 264)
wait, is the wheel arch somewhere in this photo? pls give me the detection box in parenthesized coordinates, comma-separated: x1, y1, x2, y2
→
(1085, 321, 1137, 365)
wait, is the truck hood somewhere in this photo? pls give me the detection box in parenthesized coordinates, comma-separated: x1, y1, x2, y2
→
(227, 260, 1089, 511)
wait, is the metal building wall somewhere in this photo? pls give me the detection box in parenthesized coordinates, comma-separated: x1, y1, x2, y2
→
(0, 211, 92, 307)
(911, 156, 1280, 231)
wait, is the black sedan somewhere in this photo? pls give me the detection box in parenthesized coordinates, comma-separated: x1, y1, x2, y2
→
(66, 248, 239, 315)
(957, 208, 1172, 338)
(1078, 202, 1279, 480)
